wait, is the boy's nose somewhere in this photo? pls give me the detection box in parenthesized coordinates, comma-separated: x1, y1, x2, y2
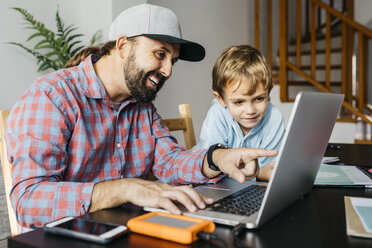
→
(245, 104, 256, 114)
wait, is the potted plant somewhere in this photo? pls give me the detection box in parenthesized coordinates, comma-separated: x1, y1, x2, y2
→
(9, 7, 103, 72)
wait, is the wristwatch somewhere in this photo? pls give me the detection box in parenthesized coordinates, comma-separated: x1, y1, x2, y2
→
(207, 143, 228, 171)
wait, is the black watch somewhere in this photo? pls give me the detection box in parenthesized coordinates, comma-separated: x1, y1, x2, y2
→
(207, 143, 228, 171)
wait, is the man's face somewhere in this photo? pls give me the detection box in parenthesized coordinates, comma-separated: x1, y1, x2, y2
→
(123, 36, 180, 103)
(215, 79, 269, 136)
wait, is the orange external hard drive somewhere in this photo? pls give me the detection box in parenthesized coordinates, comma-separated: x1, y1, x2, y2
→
(127, 212, 215, 244)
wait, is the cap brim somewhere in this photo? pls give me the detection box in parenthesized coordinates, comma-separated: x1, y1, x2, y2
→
(141, 34, 205, 62)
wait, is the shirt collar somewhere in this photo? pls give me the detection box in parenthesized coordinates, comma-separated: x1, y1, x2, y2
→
(78, 54, 110, 99)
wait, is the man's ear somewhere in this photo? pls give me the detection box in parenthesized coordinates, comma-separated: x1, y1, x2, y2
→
(213, 91, 227, 108)
(116, 35, 129, 59)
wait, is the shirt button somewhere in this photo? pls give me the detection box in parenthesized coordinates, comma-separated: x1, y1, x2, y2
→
(117, 143, 121, 148)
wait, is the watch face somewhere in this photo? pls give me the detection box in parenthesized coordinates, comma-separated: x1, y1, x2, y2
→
(216, 143, 228, 149)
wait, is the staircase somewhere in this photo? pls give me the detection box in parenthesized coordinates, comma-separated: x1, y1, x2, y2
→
(256, 0, 372, 143)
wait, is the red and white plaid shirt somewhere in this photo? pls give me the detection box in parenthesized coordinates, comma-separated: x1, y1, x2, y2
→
(5, 55, 219, 229)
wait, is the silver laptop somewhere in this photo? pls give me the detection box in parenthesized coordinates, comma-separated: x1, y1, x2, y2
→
(147, 92, 344, 228)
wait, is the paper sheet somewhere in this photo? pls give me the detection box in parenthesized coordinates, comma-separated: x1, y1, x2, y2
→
(322, 156, 340, 163)
(350, 197, 372, 233)
(315, 164, 372, 185)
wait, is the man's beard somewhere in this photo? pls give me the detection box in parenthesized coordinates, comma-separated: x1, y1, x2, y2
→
(123, 51, 166, 103)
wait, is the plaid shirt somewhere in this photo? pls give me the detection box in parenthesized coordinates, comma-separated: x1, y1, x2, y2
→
(5, 55, 217, 229)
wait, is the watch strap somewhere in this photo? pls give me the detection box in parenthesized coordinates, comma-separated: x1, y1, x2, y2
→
(207, 143, 228, 171)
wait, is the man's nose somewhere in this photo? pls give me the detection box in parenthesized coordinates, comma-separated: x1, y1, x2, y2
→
(160, 59, 173, 78)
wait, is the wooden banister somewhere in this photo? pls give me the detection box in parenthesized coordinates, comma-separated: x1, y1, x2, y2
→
(296, 0, 302, 68)
(287, 61, 372, 126)
(279, 0, 288, 102)
(255, 0, 260, 49)
(358, 32, 367, 112)
(258, 0, 372, 141)
(267, 0, 272, 69)
(310, 2, 316, 78)
(325, 12, 331, 89)
(311, 0, 372, 38)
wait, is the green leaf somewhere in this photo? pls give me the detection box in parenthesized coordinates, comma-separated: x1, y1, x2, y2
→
(90, 29, 103, 46)
(26, 33, 43, 42)
(9, 6, 103, 72)
(33, 40, 49, 49)
(64, 26, 78, 37)
(70, 45, 85, 56)
(45, 50, 60, 58)
(67, 40, 82, 50)
(35, 44, 55, 50)
(66, 34, 84, 43)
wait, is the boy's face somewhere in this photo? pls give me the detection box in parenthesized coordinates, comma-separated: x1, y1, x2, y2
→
(214, 79, 269, 136)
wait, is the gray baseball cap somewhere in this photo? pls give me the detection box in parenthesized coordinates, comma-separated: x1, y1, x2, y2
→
(108, 3, 205, 62)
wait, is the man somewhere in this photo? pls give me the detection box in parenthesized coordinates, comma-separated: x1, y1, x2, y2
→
(5, 3, 277, 229)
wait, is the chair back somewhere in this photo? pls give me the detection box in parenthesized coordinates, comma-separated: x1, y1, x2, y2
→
(161, 104, 196, 149)
(0, 110, 19, 236)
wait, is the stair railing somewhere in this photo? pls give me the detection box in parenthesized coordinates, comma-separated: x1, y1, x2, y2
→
(278, 0, 372, 129)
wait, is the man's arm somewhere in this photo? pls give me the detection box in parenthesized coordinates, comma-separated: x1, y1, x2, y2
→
(150, 106, 277, 185)
(89, 178, 213, 214)
(89, 147, 277, 215)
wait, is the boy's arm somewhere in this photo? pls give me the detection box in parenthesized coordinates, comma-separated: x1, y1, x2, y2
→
(256, 161, 275, 181)
(194, 101, 230, 150)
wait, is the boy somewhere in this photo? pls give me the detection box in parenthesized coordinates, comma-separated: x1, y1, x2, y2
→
(194, 45, 285, 181)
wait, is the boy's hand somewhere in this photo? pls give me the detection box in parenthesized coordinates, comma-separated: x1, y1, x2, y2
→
(257, 161, 276, 181)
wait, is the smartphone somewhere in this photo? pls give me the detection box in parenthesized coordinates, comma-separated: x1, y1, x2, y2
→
(44, 216, 128, 244)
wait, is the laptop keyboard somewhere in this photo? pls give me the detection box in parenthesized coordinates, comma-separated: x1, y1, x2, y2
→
(209, 185, 266, 217)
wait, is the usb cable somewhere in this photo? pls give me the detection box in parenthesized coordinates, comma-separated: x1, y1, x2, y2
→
(197, 223, 250, 248)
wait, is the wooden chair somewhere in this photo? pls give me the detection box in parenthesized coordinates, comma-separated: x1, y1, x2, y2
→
(146, 104, 196, 181)
(161, 104, 196, 149)
(0, 109, 19, 236)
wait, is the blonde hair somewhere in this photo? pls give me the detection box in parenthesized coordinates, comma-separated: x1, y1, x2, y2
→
(212, 45, 272, 98)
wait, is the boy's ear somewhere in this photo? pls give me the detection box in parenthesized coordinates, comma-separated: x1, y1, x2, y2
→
(267, 85, 273, 95)
(213, 91, 227, 108)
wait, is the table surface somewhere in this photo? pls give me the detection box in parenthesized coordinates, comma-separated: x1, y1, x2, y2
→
(8, 143, 372, 248)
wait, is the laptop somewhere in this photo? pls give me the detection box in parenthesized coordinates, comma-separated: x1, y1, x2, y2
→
(146, 92, 344, 228)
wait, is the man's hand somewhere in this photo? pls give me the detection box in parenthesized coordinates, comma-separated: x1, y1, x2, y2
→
(89, 178, 213, 214)
(257, 161, 276, 182)
(202, 148, 278, 183)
